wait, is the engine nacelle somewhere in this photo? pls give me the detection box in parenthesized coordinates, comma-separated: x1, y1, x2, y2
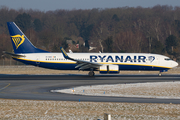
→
(99, 64, 119, 74)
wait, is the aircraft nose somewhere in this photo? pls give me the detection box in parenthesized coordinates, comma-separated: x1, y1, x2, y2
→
(173, 61, 178, 67)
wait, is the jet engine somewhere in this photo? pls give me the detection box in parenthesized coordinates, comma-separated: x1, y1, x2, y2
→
(99, 64, 119, 74)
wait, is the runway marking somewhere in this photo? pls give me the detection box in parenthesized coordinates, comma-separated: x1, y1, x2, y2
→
(0, 83, 10, 91)
(33, 92, 39, 94)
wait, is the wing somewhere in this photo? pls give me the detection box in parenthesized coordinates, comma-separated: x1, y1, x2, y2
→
(60, 47, 102, 70)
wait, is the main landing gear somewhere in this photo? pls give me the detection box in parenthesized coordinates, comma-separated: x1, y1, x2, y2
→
(88, 71, 95, 77)
(88, 69, 95, 77)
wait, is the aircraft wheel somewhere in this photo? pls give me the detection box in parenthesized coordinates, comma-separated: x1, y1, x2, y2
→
(158, 73, 162, 77)
(88, 71, 95, 77)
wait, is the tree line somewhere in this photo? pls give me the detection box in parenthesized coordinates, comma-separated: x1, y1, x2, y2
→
(0, 5, 180, 60)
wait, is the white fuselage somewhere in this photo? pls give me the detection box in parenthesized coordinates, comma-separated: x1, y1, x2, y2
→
(13, 53, 178, 71)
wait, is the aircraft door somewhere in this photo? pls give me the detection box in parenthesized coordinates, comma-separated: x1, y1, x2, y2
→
(156, 57, 159, 65)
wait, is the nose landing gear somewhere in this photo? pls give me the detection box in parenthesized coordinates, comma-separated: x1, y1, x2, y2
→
(158, 70, 168, 76)
(158, 72, 162, 76)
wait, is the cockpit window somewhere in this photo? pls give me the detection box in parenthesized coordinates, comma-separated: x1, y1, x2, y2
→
(165, 58, 171, 61)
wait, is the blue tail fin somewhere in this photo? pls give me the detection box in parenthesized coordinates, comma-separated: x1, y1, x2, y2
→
(7, 22, 49, 54)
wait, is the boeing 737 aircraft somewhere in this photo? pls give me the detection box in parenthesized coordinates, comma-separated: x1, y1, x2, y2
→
(5, 22, 178, 76)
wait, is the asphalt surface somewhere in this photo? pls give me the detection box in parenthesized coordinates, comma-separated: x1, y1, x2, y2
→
(0, 74, 180, 104)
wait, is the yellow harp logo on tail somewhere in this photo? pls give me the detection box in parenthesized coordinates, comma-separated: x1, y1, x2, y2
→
(11, 35, 25, 49)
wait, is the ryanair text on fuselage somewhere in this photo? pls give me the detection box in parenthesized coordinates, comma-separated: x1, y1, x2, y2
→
(90, 55, 155, 63)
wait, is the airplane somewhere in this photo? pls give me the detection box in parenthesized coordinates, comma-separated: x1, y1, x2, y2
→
(5, 22, 178, 76)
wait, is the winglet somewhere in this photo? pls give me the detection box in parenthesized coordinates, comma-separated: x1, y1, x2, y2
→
(60, 47, 70, 59)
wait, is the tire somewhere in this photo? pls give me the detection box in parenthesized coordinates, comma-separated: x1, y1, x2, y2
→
(158, 73, 162, 76)
(88, 71, 94, 76)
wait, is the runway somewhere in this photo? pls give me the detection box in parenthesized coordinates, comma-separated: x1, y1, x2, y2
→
(0, 74, 180, 104)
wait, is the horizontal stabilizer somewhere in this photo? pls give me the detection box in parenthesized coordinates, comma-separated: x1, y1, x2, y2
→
(3, 51, 25, 57)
